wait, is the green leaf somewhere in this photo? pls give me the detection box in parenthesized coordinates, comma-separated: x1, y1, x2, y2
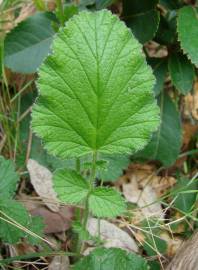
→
(95, 0, 116, 9)
(0, 199, 30, 244)
(122, 0, 160, 43)
(168, 53, 195, 94)
(98, 154, 129, 182)
(0, 156, 19, 199)
(155, 15, 177, 45)
(148, 58, 167, 96)
(26, 216, 44, 245)
(177, 6, 198, 67)
(4, 12, 55, 73)
(53, 169, 89, 204)
(137, 93, 182, 166)
(32, 10, 159, 159)
(74, 247, 149, 270)
(173, 178, 197, 213)
(160, 0, 182, 10)
(144, 235, 167, 256)
(89, 187, 126, 217)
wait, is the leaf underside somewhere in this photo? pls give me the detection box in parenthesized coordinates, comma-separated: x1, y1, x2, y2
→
(32, 10, 159, 159)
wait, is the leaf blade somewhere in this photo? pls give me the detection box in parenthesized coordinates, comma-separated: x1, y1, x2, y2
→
(32, 10, 159, 159)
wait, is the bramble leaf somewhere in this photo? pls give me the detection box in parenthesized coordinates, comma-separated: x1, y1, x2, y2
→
(168, 53, 195, 94)
(32, 10, 159, 159)
(177, 6, 198, 67)
(148, 58, 167, 96)
(74, 247, 149, 270)
(53, 169, 89, 204)
(137, 93, 182, 166)
(122, 0, 160, 43)
(4, 12, 55, 73)
(0, 156, 19, 199)
(89, 187, 126, 218)
(0, 199, 30, 244)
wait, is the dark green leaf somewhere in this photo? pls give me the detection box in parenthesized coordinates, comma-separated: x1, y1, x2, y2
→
(0, 199, 30, 244)
(148, 58, 167, 96)
(74, 247, 149, 270)
(168, 53, 195, 94)
(95, 0, 116, 9)
(137, 93, 182, 166)
(0, 156, 19, 199)
(122, 0, 160, 43)
(174, 178, 197, 213)
(4, 12, 55, 73)
(177, 6, 198, 67)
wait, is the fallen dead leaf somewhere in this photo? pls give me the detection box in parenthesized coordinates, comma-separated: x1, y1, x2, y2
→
(30, 206, 74, 234)
(87, 218, 138, 252)
(27, 159, 59, 212)
(49, 256, 70, 270)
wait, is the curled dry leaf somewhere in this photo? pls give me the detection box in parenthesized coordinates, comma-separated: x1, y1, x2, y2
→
(120, 164, 174, 221)
(49, 256, 70, 270)
(27, 159, 59, 212)
(87, 218, 138, 252)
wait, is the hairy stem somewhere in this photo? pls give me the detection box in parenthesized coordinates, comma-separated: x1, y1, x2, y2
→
(80, 151, 97, 253)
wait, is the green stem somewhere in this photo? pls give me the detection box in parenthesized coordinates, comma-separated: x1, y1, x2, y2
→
(80, 151, 97, 252)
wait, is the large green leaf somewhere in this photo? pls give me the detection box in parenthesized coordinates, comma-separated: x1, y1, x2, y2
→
(4, 12, 55, 73)
(74, 247, 149, 270)
(32, 10, 159, 159)
(0, 156, 19, 199)
(53, 169, 89, 204)
(177, 6, 198, 67)
(168, 53, 195, 94)
(89, 187, 126, 217)
(137, 93, 182, 166)
(122, 0, 160, 43)
(95, 0, 116, 9)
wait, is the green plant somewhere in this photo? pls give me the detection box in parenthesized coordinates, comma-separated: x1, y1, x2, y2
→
(0, 156, 43, 244)
(31, 10, 159, 268)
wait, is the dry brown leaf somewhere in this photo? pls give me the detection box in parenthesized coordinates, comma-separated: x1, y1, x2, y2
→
(49, 256, 70, 270)
(87, 218, 138, 252)
(30, 206, 74, 234)
(27, 159, 59, 212)
(160, 232, 183, 257)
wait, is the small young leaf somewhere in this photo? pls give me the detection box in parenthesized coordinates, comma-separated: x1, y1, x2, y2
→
(97, 154, 130, 182)
(53, 169, 89, 204)
(0, 156, 19, 199)
(89, 187, 126, 218)
(4, 12, 55, 73)
(74, 247, 149, 270)
(148, 58, 167, 96)
(177, 6, 198, 67)
(32, 10, 160, 159)
(122, 0, 160, 43)
(168, 53, 195, 94)
(0, 199, 30, 244)
(137, 93, 182, 166)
